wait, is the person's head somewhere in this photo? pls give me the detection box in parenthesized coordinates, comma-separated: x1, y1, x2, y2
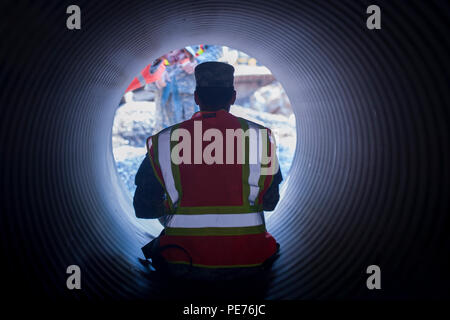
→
(194, 62, 236, 112)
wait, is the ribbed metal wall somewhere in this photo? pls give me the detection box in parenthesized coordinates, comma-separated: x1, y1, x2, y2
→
(0, 0, 448, 300)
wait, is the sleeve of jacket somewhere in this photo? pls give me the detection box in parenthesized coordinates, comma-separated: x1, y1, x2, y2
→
(262, 168, 283, 211)
(133, 154, 167, 219)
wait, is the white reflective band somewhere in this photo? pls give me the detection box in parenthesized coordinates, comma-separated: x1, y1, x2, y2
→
(147, 136, 152, 151)
(247, 122, 263, 205)
(158, 129, 179, 205)
(166, 212, 265, 228)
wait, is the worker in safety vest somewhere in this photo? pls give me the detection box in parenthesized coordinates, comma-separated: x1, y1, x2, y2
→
(134, 62, 282, 280)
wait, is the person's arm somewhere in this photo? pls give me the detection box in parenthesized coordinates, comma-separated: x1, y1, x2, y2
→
(262, 168, 283, 211)
(133, 154, 167, 219)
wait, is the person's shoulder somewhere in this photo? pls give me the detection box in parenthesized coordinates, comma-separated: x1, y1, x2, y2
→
(234, 115, 271, 131)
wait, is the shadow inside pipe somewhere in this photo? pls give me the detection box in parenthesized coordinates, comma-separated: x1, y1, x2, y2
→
(137, 261, 279, 300)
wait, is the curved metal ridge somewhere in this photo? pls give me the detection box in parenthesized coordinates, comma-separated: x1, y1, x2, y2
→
(0, 0, 448, 300)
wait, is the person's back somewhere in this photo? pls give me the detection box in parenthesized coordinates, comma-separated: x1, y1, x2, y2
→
(134, 62, 282, 281)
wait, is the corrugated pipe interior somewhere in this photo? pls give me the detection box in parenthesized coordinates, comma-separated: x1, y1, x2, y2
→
(1, 0, 448, 299)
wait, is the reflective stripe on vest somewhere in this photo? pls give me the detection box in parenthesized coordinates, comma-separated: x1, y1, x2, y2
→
(165, 212, 264, 228)
(146, 134, 175, 210)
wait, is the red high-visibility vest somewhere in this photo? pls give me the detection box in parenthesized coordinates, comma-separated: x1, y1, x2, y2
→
(146, 109, 278, 268)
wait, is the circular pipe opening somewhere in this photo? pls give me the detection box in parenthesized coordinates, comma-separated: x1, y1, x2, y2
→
(76, 10, 370, 298)
(111, 44, 297, 235)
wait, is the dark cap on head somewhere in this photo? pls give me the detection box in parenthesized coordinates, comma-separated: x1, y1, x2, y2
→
(195, 62, 235, 88)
